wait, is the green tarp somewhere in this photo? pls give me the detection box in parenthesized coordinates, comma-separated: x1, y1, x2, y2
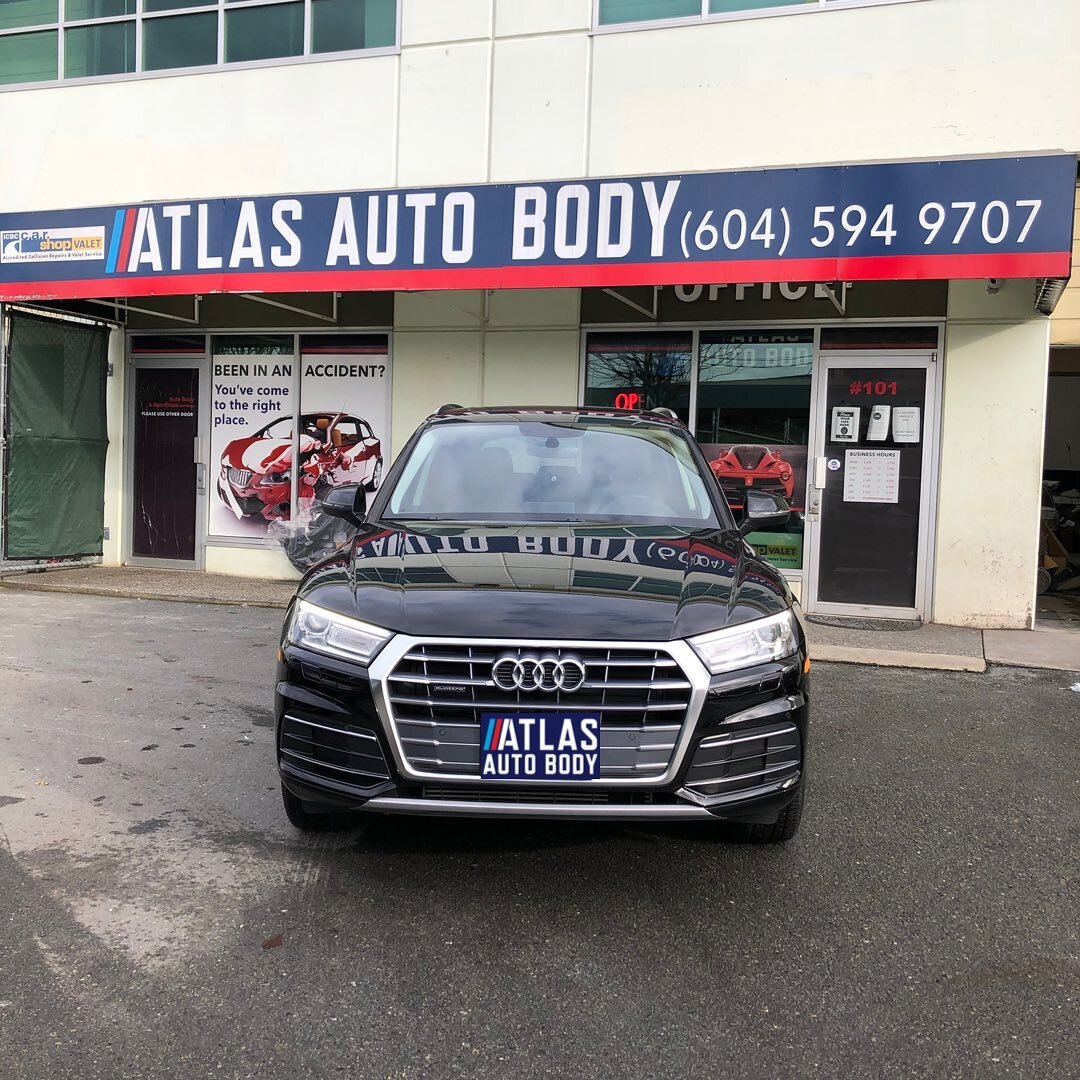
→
(5, 313, 109, 558)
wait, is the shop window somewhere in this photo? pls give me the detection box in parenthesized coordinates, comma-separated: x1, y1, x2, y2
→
(0, 0, 398, 87)
(708, 0, 814, 12)
(583, 332, 692, 419)
(65, 0, 134, 17)
(64, 21, 135, 78)
(312, 0, 396, 53)
(0, 29, 56, 83)
(143, 12, 217, 72)
(224, 2, 304, 64)
(596, 0, 921, 29)
(597, 0, 700, 25)
(0, 0, 57, 30)
(697, 331, 813, 571)
(207, 333, 391, 552)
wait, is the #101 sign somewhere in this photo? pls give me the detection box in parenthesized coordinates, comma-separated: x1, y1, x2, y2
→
(0, 154, 1074, 301)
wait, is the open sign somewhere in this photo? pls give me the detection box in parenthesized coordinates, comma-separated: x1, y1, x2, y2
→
(614, 392, 641, 409)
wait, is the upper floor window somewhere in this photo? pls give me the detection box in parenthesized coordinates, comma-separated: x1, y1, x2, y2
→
(0, 0, 397, 87)
(596, 0, 919, 28)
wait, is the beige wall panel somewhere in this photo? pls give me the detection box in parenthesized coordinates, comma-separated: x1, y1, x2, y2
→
(391, 331, 483, 456)
(935, 286, 1050, 628)
(402, 0, 492, 46)
(205, 545, 299, 580)
(487, 288, 580, 328)
(395, 291, 487, 328)
(494, 0, 590, 37)
(0, 58, 398, 211)
(588, 0, 1080, 177)
(102, 331, 126, 567)
(397, 43, 491, 187)
(490, 35, 589, 182)
(482, 330, 580, 405)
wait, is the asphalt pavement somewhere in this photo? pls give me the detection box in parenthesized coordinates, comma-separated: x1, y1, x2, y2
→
(0, 590, 1077, 1080)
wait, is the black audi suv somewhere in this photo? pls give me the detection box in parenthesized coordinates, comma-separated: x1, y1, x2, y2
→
(274, 406, 809, 842)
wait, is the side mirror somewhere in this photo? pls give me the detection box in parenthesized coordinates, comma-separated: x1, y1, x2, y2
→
(320, 483, 367, 524)
(739, 490, 790, 536)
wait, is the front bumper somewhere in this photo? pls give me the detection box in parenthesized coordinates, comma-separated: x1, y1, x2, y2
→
(276, 637, 808, 823)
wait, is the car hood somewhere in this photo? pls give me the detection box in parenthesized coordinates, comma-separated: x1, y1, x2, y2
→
(223, 435, 321, 473)
(296, 523, 793, 642)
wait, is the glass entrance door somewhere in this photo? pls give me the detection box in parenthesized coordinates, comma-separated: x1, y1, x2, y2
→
(129, 362, 206, 567)
(804, 352, 937, 619)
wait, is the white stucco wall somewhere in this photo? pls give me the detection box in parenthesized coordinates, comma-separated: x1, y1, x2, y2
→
(391, 289, 581, 457)
(934, 281, 1050, 628)
(204, 544, 299, 581)
(101, 329, 125, 567)
(0, 0, 1075, 212)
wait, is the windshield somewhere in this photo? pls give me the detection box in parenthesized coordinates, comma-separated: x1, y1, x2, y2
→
(385, 419, 722, 527)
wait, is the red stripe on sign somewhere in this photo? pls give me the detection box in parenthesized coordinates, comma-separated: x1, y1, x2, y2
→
(492, 717, 504, 753)
(0, 250, 1070, 301)
(115, 209, 137, 275)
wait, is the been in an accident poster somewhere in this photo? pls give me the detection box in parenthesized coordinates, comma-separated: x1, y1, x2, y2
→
(210, 335, 390, 540)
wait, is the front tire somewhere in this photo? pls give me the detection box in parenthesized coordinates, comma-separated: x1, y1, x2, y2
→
(740, 785, 804, 844)
(280, 782, 351, 832)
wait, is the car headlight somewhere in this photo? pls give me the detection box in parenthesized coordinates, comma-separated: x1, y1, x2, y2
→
(260, 470, 291, 486)
(286, 599, 391, 664)
(688, 610, 798, 675)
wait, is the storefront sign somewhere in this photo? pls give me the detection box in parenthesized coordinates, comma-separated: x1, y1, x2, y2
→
(0, 155, 1073, 300)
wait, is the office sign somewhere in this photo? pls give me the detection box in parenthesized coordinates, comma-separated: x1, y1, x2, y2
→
(0, 154, 1073, 301)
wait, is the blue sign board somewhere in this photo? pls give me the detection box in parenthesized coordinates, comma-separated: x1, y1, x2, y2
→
(0, 154, 1073, 301)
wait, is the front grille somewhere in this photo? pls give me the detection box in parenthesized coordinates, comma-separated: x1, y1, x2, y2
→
(385, 644, 694, 779)
(684, 721, 801, 799)
(420, 786, 674, 806)
(279, 713, 390, 788)
(228, 467, 253, 488)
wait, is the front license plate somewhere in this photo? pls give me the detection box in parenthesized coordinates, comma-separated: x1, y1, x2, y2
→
(479, 713, 600, 781)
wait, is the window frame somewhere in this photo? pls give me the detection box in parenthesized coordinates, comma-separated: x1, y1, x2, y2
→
(578, 317, 946, 582)
(0, 0, 400, 91)
(592, 0, 931, 34)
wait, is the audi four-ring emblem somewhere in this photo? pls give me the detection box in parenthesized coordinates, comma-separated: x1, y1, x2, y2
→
(491, 654, 587, 693)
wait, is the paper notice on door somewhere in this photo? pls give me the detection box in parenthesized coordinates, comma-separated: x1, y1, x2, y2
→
(866, 405, 891, 442)
(843, 449, 901, 504)
(831, 406, 860, 443)
(892, 407, 921, 443)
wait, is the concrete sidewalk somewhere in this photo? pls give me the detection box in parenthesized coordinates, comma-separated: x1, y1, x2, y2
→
(0, 564, 295, 609)
(3, 563, 1080, 674)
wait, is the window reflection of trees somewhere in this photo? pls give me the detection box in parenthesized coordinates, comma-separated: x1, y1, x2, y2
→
(585, 347, 691, 411)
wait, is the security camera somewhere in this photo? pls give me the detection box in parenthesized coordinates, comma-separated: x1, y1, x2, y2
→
(986, 278, 1003, 294)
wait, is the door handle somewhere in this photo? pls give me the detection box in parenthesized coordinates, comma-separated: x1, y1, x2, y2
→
(196, 461, 207, 495)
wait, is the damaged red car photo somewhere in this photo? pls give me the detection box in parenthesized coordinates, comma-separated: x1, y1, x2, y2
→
(218, 412, 383, 522)
(709, 444, 795, 507)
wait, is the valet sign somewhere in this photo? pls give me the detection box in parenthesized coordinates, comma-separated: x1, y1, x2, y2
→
(0, 153, 1073, 300)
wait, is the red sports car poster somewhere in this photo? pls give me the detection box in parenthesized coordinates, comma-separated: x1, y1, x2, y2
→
(701, 441, 807, 570)
(209, 335, 390, 540)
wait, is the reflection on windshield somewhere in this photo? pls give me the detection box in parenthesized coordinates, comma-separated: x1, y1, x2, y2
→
(386, 421, 721, 527)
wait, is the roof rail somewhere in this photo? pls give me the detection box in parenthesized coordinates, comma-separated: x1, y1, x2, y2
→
(435, 403, 464, 416)
(648, 407, 680, 422)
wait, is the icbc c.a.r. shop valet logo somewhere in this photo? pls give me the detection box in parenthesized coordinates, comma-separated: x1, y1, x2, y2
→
(0, 227, 106, 264)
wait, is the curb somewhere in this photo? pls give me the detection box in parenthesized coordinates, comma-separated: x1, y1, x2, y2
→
(810, 643, 987, 673)
(0, 578, 291, 610)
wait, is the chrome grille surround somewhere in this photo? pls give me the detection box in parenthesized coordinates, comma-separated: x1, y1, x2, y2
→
(366, 636, 710, 786)
(228, 467, 253, 488)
